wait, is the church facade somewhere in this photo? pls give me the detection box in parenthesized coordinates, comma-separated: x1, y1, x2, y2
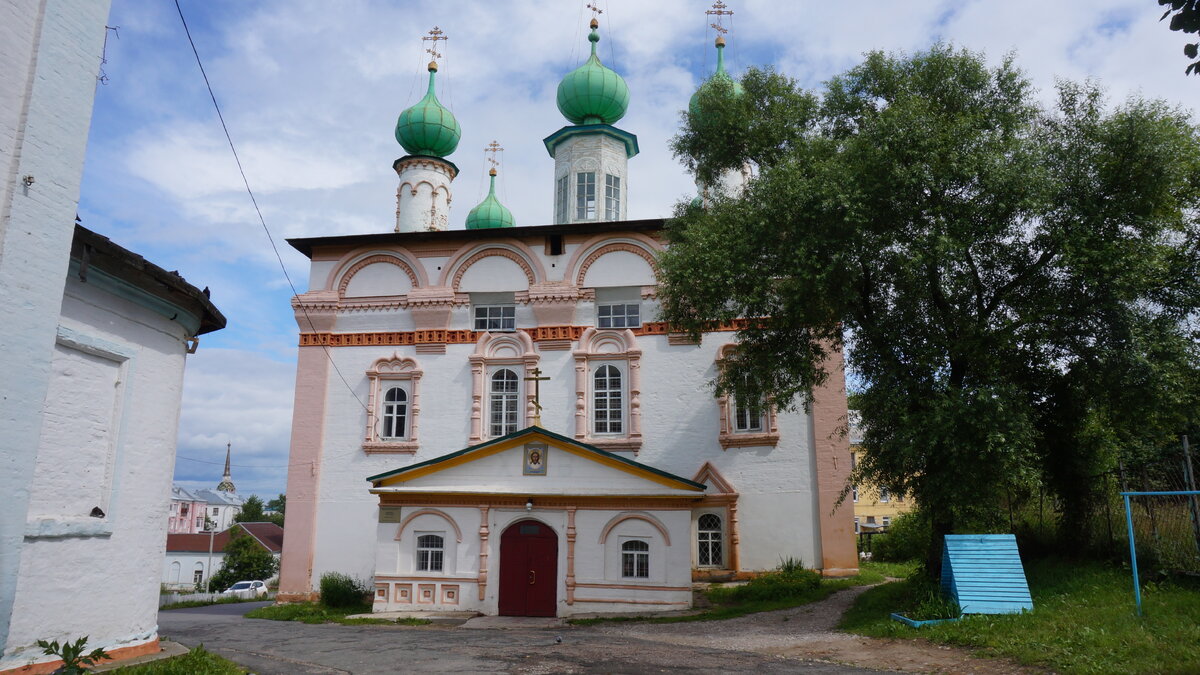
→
(277, 15, 856, 616)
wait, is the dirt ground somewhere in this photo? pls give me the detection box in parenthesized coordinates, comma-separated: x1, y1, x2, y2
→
(593, 585, 1049, 674)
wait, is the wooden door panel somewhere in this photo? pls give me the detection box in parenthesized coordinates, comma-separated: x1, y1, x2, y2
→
(498, 520, 558, 617)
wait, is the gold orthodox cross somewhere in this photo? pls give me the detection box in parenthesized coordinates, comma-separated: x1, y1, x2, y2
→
(423, 26, 447, 62)
(485, 140, 504, 170)
(586, 2, 603, 21)
(524, 367, 551, 426)
(707, 0, 733, 34)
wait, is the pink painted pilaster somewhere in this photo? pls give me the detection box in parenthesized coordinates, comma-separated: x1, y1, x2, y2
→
(573, 359, 587, 438)
(811, 343, 858, 576)
(477, 505, 490, 601)
(566, 507, 577, 604)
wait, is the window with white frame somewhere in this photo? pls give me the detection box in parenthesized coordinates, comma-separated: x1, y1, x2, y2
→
(490, 368, 521, 437)
(597, 303, 640, 328)
(555, 175, 569, 223)
(193, 564, 204, 585)
(474, 305, 515, 331)
(852, 486, 858, 503)
(593, 364, 624, 434)
(882, 516, 891, 527)
(879, 487, 890, 503)
(416, 533, 444, 572)
(381, 386, 408, 440)
(621, 539, 649, 578)
(604, 174, 621, 220)
(854, 517, 860, 533)
(195, 517, 203, 529)
(576, 172, 596, 220)
(697, 513, 723, 567)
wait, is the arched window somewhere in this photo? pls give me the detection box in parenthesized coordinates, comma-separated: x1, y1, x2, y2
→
(382, 387, 407, 439)
(593, 365, 623, 434)
(490, 369, 520, 437)
(416, 533, 445, 572)
(621, 539, 649, 578)
(697, 514, 723, 567)
(193, 562, 205, 586)
(169, 561, 181, 583)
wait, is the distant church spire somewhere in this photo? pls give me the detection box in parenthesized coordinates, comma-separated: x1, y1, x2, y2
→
(216, 442, 236, 493)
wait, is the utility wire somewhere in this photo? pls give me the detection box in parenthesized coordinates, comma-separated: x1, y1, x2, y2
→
(177, 455, 312, 470)
(173, 0, 368, 414)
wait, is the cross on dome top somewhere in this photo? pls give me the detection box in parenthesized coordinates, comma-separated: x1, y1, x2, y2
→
(423, 25, 447, 67)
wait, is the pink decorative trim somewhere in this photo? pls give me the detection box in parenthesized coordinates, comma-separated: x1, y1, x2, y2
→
(715, 344, 780, 450)
(364, 354, 422, 451)
(395, 508, 463, 543)
(574, 242, 661, 287)
(573, 328, 642, 450)
(566, 508, 577, 605)
(692, 463, 741, 571)
(564, 233, 664, 288)
(597, 512, 672, 546)
(573, 583, 690, 591)
(468, 332, 540, 442)
(439, 241, 547, 290)
(478, 505, 490, 601)
(328, 249, 427, 294)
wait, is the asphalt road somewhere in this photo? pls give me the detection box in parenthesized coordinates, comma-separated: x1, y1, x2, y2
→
(158, 602, 887, 674)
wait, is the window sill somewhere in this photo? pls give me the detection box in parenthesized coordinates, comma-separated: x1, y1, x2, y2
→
(363, 441, 419, 454)
(583, 436, 642, 452)
(25, 517, 113, 539)
(719, 432, 780, 450)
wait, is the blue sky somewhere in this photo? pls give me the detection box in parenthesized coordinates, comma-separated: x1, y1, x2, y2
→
(76, 0, 1199, 500)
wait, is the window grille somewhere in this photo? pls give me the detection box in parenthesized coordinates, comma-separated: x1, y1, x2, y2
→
(604, 174, 621, 220)
(597, 303, 640, 329)
(490, 369, 520, 437)
(621, 539, 649, 578)
(697, 513, 723, 567)
(593, 365, 623, 434)
(576, 172, 596, 220)
(416, 534, 444, 572)
(382, 387, 407, 439)
(474, 305, 515, 331)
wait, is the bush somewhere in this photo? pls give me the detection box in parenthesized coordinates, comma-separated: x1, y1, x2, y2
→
(713, 559, 822, 603)
(319, 572, 371, 609)
(871, 511, 929, 562)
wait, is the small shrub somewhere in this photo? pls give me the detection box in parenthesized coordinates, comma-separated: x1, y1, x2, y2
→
(871, 511, 929, 562)
(718, 560, 822, 603)
(36, 636, 109, 674)
(319, 572, 371, 609)
(907, 588, 961, 620)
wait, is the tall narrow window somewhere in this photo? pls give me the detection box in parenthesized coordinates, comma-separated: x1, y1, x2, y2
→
(621, 539, 649, 578)
(556, 175, 569, 223)
(576, 172, 596, 220)
(879, 487, 890, 503)
(697, 514, 723, 567)
(416, 534, 444, 572)
(490, 369, 520, 437)
(604, 174, 621, 220)
(593, 365, 623, 434)
(733, 373, 765, 432)
(381, 387, 407, 439)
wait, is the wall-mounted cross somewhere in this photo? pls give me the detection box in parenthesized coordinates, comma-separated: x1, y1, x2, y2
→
(706, 0, 733, 35)
(423, 26, 448, 62)
(524, 367, 551, 426)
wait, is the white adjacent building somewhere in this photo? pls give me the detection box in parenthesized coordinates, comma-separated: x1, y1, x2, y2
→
(277, 16, 855, 616)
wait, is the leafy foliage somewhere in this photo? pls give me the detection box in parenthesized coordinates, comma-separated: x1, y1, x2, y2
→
(662, 44, 1200, 574)
(870, 511, 930, 563)
(1160, 0, 1200, 75)
(36, 636, 109, 674)
(233, 495, 265, 523)
(208, 528, 278, 591)
(318, 572, 372, 609)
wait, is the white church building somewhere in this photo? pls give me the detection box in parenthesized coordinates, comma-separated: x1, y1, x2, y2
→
(277, 15, 855, 617)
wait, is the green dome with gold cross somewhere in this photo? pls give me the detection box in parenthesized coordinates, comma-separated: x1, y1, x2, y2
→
(556, 19, 630, 126)
(395, 62, 461, 157)
(465, 169, 515, 229)
(689, 36, 743, 118)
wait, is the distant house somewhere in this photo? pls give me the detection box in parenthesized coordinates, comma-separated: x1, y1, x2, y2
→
(849, 411, 917, 535)
(168, 486, 209, 534)
(169, 445, 246, 533)
(163, 522, 284, 591)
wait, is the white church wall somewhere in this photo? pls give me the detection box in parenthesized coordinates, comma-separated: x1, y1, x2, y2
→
(343, 261, 414, 297)
(580, 250, 655, 287)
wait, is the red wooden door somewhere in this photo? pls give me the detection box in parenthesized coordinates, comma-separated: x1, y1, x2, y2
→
(498, 520, 558, 616)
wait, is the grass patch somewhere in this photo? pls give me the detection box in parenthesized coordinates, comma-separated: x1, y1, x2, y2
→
(859, 559, 919, 580)
(840, 557, 1200, 674)
(244, 601, 430, 626)
(113, 646, 245, 674)
(570, 563, 889, 626)
(159, 596, 264, 611)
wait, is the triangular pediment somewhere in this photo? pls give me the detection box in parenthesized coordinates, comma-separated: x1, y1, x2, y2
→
(693, 461, 737, 496)
(368, 426, 704, 497)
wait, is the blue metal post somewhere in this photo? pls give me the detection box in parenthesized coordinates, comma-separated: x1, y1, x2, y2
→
(1123, 493, 1142, 616)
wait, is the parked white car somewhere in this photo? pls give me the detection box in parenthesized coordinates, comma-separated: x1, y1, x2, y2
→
(222, 580, 268, 597)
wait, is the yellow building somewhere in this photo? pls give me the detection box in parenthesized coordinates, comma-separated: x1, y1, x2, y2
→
(849, 414, 916, 534)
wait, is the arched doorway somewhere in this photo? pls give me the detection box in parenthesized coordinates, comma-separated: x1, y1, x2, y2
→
(498, 519, 558, 616)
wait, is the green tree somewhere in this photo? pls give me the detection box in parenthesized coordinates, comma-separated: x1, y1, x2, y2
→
(208, 528, 278, 591)
(1160, 0, 1200, 75)
(662, 45, 1200, 574)
(266, 493, 286, 527)
(234, 495, 266, 523)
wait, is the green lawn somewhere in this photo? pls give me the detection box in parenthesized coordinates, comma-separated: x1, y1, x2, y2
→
(158, 596, 264, 611)
(113, 646, 245, 674)
(840, 557, 1200, 674)
(245, 601, 430, 626)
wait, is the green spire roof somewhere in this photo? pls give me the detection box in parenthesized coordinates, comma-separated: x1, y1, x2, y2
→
(689, 36, 743, 117)
(556, 20, 630, 126)
(395, 62, 461, 157)
(465, 169, 514, 230)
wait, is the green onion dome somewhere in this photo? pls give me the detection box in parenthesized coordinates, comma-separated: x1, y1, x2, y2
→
(556, 19, 630, 126)
(395, 62, 461, 157)
(689, 36, 743, 117)
(465, 169, 515, 229)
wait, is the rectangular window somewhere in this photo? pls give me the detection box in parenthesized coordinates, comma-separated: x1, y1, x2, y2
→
(604, 174, 620, 220)
(852, 486, 858, 503)
(193, 569, 204, 585)
(474, 305, 515, 331)
(733, 398, 765, 432)
(593, 364, 624, 434)
(195, 517, 203, 528)
(556, 175, 569, 223)
(596, 303, 640, 329)
(212, 508, 219, 516)
(621, 540, 649, 578)
(879, 488, 890, 503)
(576, 172, 596, 220)
(882, 516, 891, 527)
(416, 533, 445, 572)
(854, 517, 860, 533)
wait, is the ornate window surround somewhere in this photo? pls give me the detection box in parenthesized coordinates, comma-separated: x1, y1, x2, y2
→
(469, 332, 540, 442)
(715, 344, 779, 449)
(364, 354, 423, 454)
(573, 327, 642, 451)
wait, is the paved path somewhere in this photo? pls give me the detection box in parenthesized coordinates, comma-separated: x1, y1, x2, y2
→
(159, 601, 887, 674)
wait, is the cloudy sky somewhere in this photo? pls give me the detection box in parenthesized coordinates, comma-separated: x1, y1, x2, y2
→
(78, 0, 1198, 500)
